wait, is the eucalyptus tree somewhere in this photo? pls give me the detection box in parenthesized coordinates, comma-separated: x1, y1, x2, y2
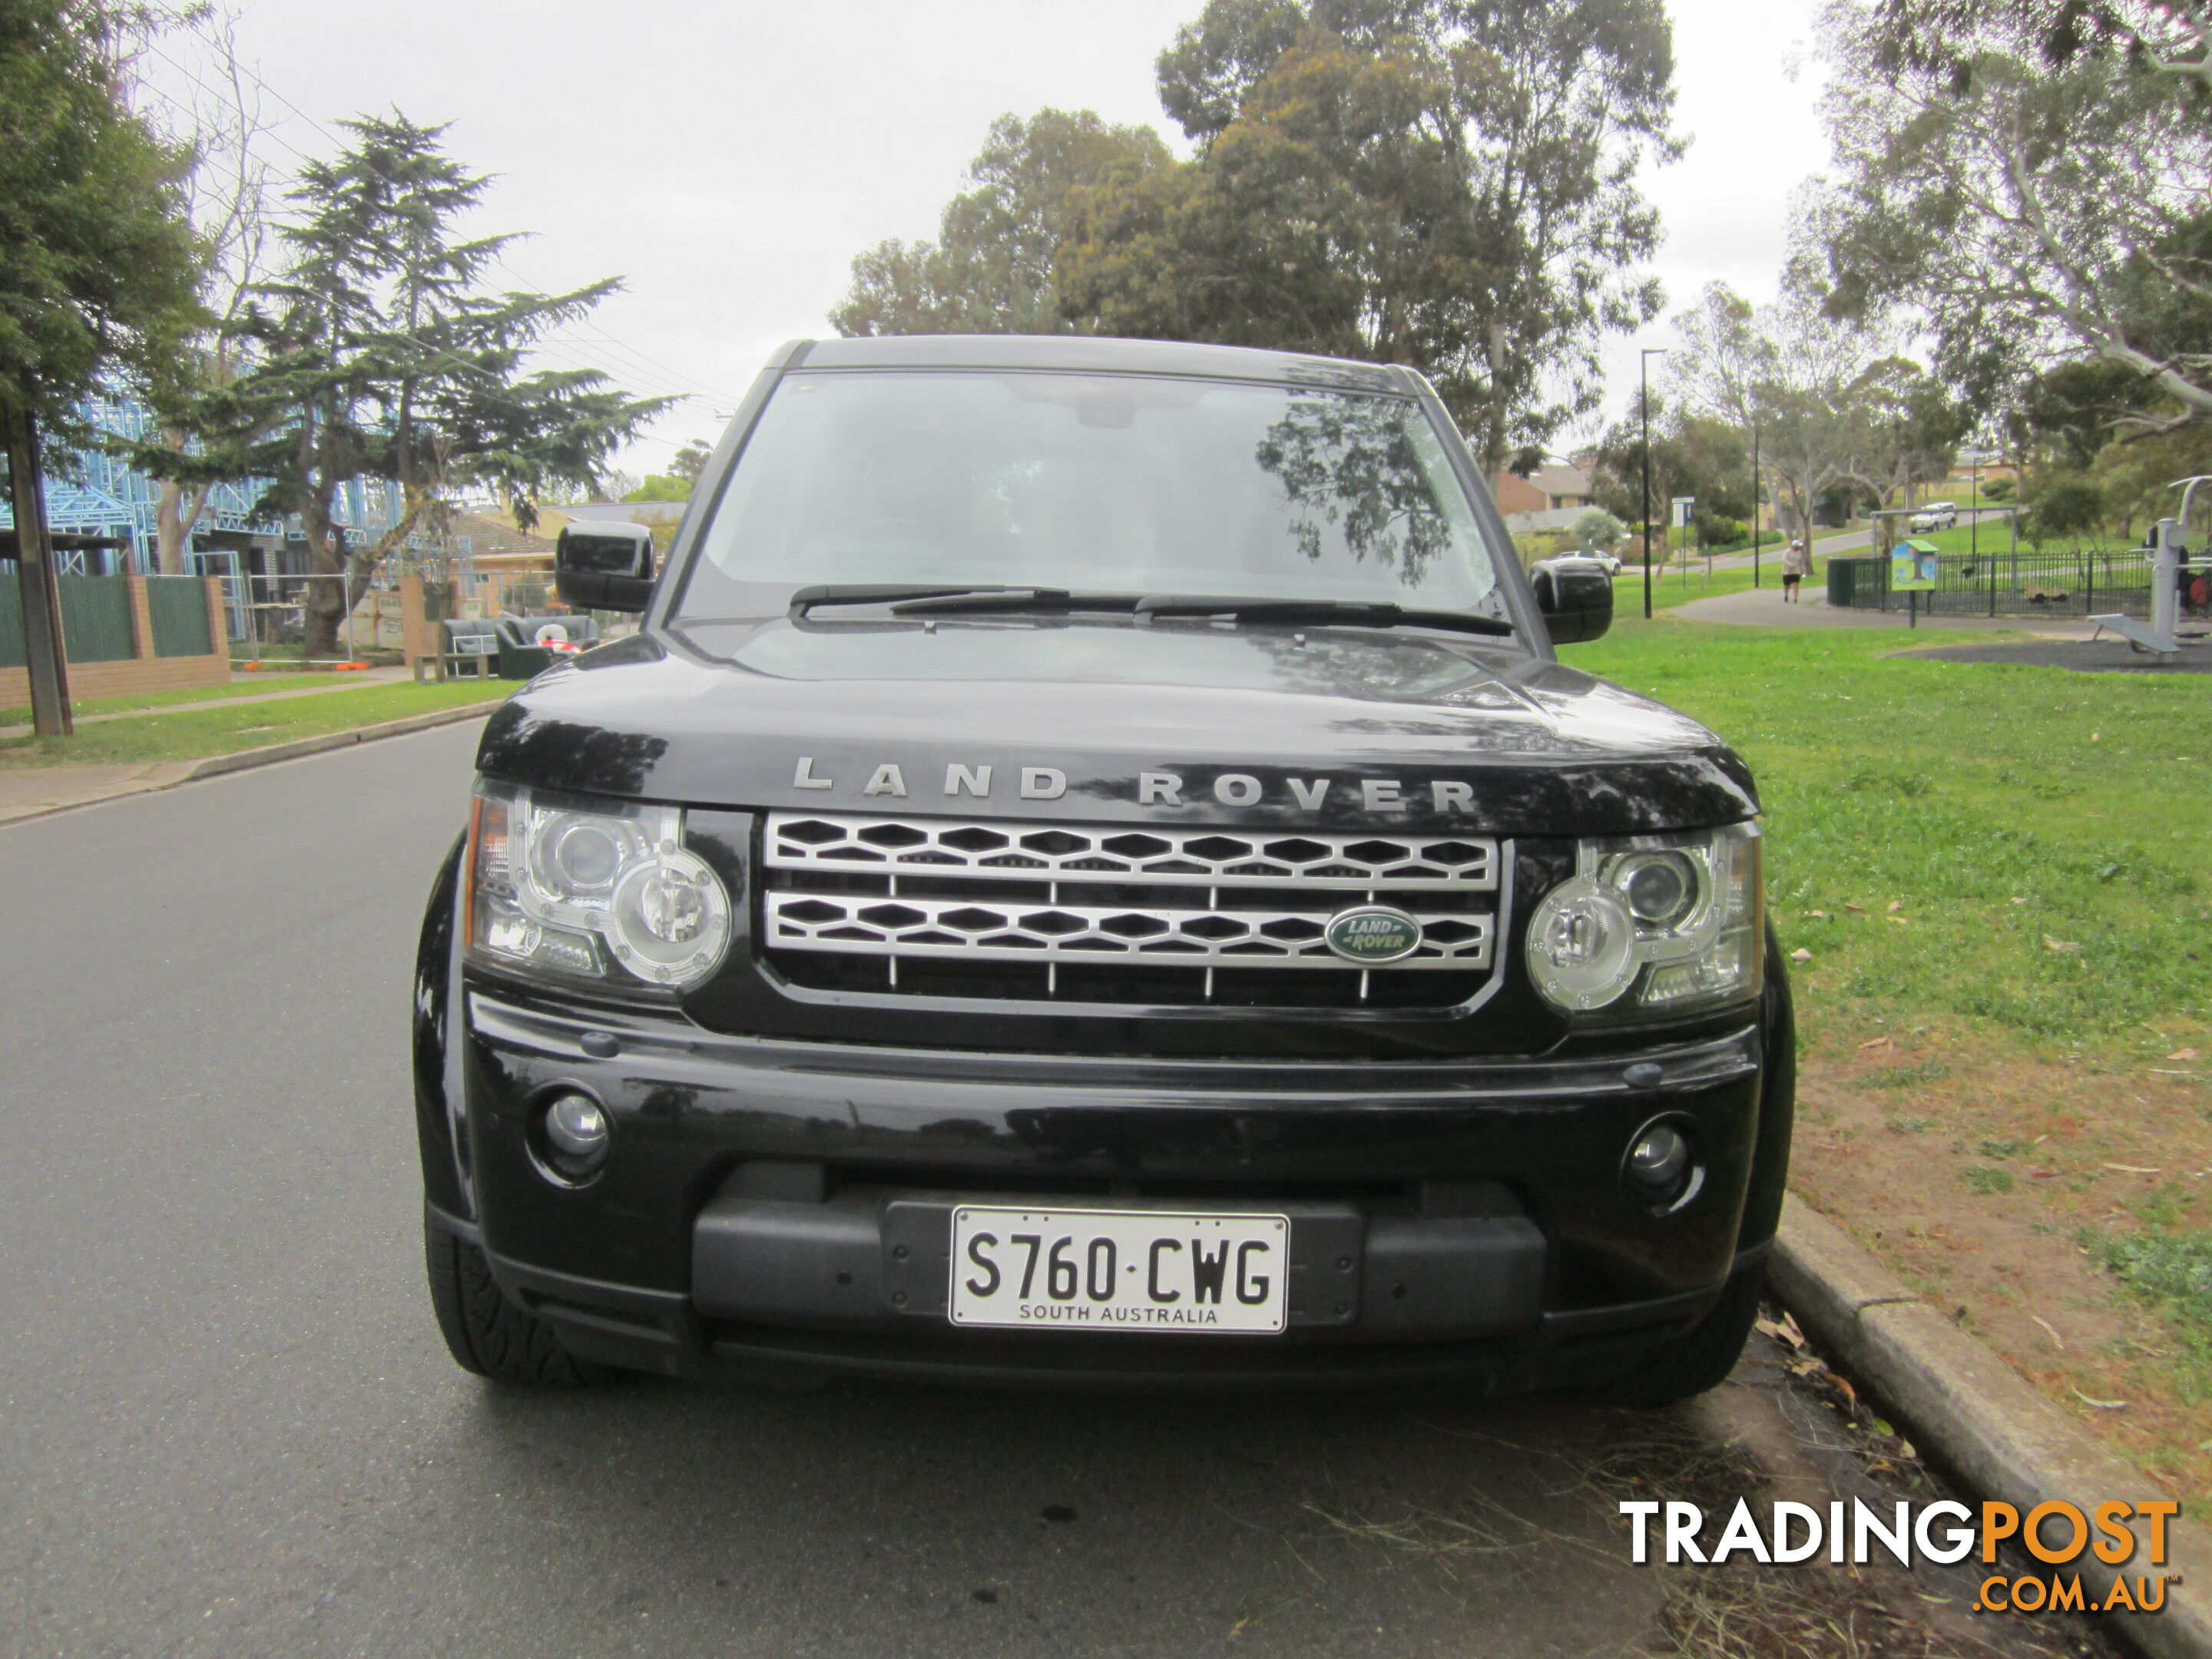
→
(1814, 0, 2212, 437)
(1669, 280, 1892, 544)
(204, 115, 669, 657)
(123, 8, 273, 574)
(832, 108, 1171, 337)
(1058, 0, 1681, 481)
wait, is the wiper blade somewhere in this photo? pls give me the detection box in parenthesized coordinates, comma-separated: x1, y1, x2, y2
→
(888, 590, 1142, 618)
(1132, 594, 1515, 638)
(787, 584, 1070, 620)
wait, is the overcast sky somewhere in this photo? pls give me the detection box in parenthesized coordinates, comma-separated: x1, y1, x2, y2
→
(142, 0, 1833, 475)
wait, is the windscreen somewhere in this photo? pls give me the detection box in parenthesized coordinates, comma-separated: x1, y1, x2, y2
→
(673, 370, 1507, 619)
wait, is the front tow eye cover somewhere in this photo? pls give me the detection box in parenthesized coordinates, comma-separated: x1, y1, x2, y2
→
(1323, 905, 1423, 964)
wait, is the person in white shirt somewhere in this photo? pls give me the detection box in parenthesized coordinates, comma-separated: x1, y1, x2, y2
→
(1781, 539, 1813, 602)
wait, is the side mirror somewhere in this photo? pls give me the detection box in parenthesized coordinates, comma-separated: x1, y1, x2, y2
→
(555, 522, 657, 614)
(1530, 557, 1614, 645)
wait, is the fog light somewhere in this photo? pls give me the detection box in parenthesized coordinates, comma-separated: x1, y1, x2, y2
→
(536, 1091, 611, 1183)
(1626, 1122, 1692, 1200)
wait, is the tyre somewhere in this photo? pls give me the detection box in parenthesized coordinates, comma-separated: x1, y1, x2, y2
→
(1599, 1261, 1766, 1407)
(425, 1220, 610, 1386)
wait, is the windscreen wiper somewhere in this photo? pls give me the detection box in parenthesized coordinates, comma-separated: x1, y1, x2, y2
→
(889, 589, 1143, 618)
(787, 584, 1072, 620)
(1132, 594, 1515, 638)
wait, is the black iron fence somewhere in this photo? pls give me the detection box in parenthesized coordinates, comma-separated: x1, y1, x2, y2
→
(1826, 547, 2156, 618)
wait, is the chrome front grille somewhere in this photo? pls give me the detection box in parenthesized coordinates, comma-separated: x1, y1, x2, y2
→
(764, 814, 1498, 890)
(759, 813, 1509, 1007)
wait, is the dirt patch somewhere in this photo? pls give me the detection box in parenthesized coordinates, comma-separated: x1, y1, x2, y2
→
(1790, 1019, 2212, 1499)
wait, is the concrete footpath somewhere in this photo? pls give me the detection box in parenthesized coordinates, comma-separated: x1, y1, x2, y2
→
(1671, 582, 2094, 634)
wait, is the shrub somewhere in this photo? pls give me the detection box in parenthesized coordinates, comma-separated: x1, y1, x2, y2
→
(1571, 507, 1625, 553)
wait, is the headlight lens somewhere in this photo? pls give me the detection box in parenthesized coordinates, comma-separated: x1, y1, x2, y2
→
(1525, 824, 1762, 1019)
(466, 780, 733, 990)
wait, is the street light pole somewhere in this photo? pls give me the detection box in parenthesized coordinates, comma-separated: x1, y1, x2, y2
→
(1640, 347, 1666, 620)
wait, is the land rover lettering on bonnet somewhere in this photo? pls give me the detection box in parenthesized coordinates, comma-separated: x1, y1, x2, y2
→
(414, 334, 1793, 1399)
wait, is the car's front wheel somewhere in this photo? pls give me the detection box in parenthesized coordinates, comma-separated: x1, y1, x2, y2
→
(1598, 1260, 1767, 1408)
(425, 1220, 611, 1386)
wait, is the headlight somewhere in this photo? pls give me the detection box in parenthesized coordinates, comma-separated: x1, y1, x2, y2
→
(465, 780, 733, 990)
(1525, 824, 1762, 1019)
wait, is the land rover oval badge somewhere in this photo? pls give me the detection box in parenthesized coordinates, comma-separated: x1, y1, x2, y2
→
(1323, 906, 1423, 964)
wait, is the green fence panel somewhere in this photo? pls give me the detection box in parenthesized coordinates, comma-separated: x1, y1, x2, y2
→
(55, 575, 135, 662)
(1826, 556, 1886, 610)
(147, 576, 213, 657)
(0, 579, 22, 669)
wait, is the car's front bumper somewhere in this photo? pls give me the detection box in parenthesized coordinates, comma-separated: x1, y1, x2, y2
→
(431, 988, 1779, 1390)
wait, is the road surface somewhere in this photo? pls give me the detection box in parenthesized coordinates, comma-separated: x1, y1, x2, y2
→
(0, 724, 2072, 1658)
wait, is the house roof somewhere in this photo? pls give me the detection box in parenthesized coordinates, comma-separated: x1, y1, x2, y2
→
(1528, 464, 1594, 498)
(449, 512, 558, 557)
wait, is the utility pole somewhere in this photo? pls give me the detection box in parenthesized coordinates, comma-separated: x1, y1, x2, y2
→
(1639, 348, 1666, 620)
(4, 404, 73, 737)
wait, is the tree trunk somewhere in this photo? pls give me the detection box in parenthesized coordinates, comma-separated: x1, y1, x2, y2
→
(154, 455, 214, 576)
(5, 403, 75, 737)
(301, 495, 346, 661)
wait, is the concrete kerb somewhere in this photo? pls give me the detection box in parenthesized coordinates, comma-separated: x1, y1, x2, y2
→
(0, 699, 503, 830)
(1771, 1195, 2212, 1656)
(179, 699, 505, 781)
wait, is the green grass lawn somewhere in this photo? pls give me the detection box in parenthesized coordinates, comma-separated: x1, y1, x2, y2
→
(0, 674, 340, 728)
(0, 679, 506, 768)
(1565, 614, 2212, 1487)
(1561, 618, 2211, 1045)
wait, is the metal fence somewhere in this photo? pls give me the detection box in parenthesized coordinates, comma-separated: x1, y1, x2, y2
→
(1826, 547, 2157, 619)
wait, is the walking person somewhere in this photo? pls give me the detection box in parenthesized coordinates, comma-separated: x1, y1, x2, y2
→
(1781, 538, 1812, 603)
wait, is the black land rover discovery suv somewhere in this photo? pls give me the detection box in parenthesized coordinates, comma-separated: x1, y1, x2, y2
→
(412, 334, 1793, 1401)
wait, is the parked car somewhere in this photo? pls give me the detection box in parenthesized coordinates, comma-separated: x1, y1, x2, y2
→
(412, 334, 1794, 1404)
(1909, 502, 1958, 532)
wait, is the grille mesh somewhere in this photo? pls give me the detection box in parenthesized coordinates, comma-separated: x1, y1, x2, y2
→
(760, 813, 1508, 1005)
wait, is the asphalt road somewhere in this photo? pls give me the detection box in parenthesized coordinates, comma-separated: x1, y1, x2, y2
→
(0, 726, 2060, 1659)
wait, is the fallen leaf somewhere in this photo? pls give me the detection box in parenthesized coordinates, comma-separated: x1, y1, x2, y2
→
(2043, 935, 2081, 953)
(1789, 947, 1813, 964)
(2032, 1314, 2065, 1349)
(2091, 730, 2101, 741)
(1806, 909, 1828, 919)
(1844, 902, 1867, 914)
(2073, 1389, 2127, 1410)
(2171, 1048, 2204, 1061)
(1887, 899, 1905, 914)
(2103, 1164, 2162, 1174)
(2009, 896, 2028, 905)
(1888, 916, 1909, 926)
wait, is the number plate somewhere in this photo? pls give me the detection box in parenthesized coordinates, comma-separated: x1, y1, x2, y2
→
(949, 1207, 1290, 1334)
